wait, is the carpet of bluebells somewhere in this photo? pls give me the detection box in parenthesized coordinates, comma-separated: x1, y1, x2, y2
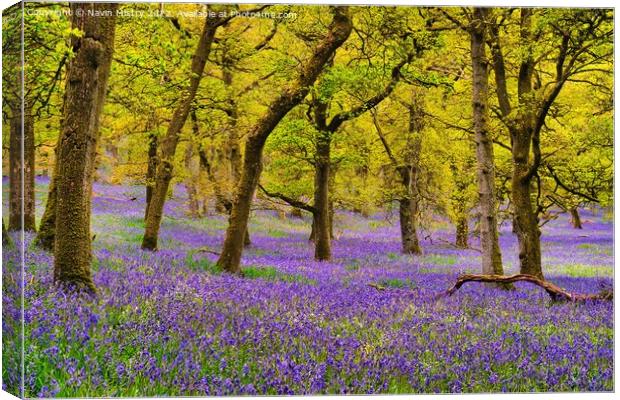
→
(2, 177, 614, 396)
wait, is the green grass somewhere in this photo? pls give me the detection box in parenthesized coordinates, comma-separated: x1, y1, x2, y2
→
(546, 263, 613, 278)
(184, 252, 220, 274)
(345, 262, 360, 271)
(576, 243, 613, 256)
(421, 254, 457, 266)
(378, 277, 416, 289)
(266, 229, 288, 238)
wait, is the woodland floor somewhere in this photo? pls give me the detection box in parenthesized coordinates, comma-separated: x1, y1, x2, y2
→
(2, 177, 614, 396)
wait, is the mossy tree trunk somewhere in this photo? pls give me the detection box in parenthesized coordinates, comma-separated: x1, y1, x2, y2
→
(53, 3, 118, 292)
(398, 166, 422, 255)
(313, 129, 332, 261)
(509, 9, 543, 279)
(570, 207, 583, 229)
(8, 111, 21, 231)
(470, 8, 506, 276)
(35, 161, 58, 250)
(142, 17, 219, 250)
(216, 7, 353, 274)
(8, 102, 35, 231)
(455, 215, 469, 248)
(183, 141, 201, 218)
(144, 132, 158, 221)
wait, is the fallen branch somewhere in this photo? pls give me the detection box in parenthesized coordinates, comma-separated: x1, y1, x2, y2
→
(438, 274, 613, 303)
(195, 247, 220, 256)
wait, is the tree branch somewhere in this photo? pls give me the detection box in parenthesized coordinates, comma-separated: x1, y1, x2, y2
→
(326, 53, 413, 133)
(438, 274, 612, 302)
(257, 183, 316, 214)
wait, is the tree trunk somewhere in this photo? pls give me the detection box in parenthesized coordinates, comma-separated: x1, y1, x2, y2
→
(570, 207, 583, 229)
(455, 215, 469, 248)
(512, 8, 543, 280)
(35, 160, 58, 251)
(314, 132, 332, 261)
(197, 143, 231, 214)
(23, 106, 36, 231)
(53, 3, 117, 292)
(222, 57, 242, 188)
(8, 112, 21, 231)
(396, 96, 424, 255)
(512, 151, 543, 279)
(142, 18, 218, 250)
(216, 7, 353, 274)
(470, 8, 506, 277)
(144, 133, 158, 221)
(184, 142, 200, 218)
(398, 166, 422, 255)
(6, 103, 35, 231)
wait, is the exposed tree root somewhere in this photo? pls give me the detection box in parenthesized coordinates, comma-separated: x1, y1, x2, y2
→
(439, 274, 612, 302)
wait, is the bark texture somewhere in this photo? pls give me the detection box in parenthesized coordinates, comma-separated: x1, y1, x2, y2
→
(570, 207, 583, 229)
(216, 7, 353, 273)
(398, 101, 423, 255)
(53, 3, 117, 292)
(35, 163, 58, 250)
(144, 132, 158, 220)
(142, 17, 218, 250)
(455, 216, 469, 248)
(184, 141, 201, 218)
(314, 130, 332, 261)
(470, 8, 505, 276)
(398, 166, 422, 255)
(439, 274, 612, 303)
(7, 104, 35, 231)
(8, 113, 21, 231)
(487, 8, 559, 280)
(510, 9, 543, 279)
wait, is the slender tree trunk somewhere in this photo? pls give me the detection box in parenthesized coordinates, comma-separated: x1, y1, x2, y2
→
(221, 63, 251, 246)
(455, 215, 469, 248)
(53, 3, 117, 292)
(8, 112, 21, 231)
(6, 102, 35, 231)
(570, 207, 583, 229)
(217, 7, 353, 273)
(398, 166, 422, 254)
(197, 143, 229, 214)
(184, 142, 200, 218)
(35, 158, 58, 250)
(470, 8, 506, 277)
(314, 132, 331, 261)
(222, 60, 242, 187)
(23, 105, 36, 231)
(142, 18, 218, 250)
(144, 133, 158, 220)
